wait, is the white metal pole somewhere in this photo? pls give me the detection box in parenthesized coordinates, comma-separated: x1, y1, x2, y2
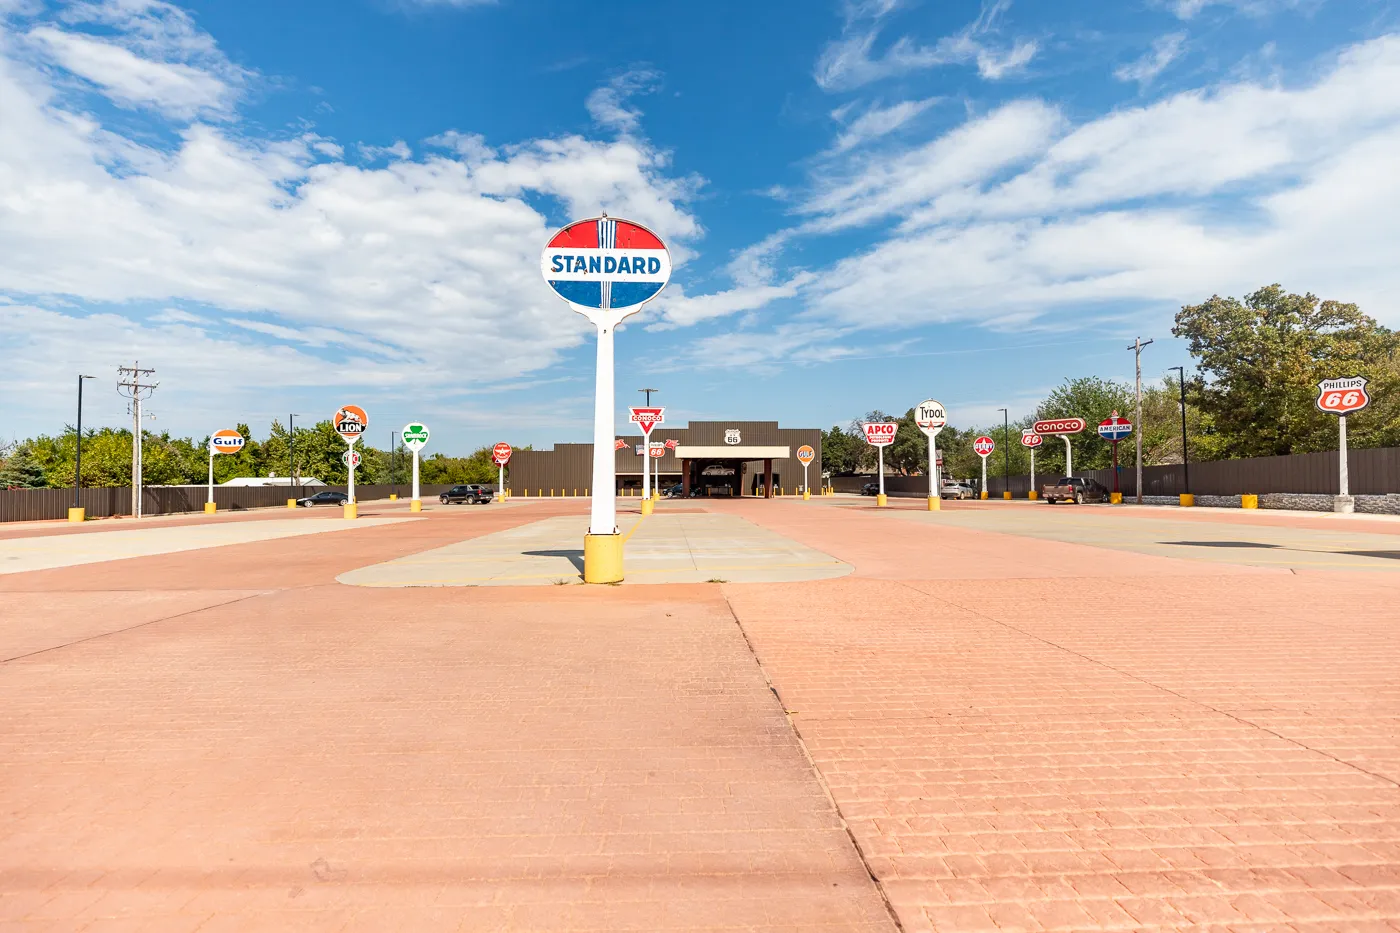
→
(133, 394, 143, 518)
(643, 433, 650, 500)
(207, 444, 214, 505)
(1339, 414, 1349, 497)
(412, 449, 420, 501)
(877, 445, 886, 497)
(804, 462, 810, 493)
(1063, 435, 1073, 478)
(929, 438, 937, 498)
(590, 323, 617, 534)
(499, 462, 505, 500)
(1030, 448, 1036, 494)
(348, 451, 356, 504)
(981, 454, 987, 494)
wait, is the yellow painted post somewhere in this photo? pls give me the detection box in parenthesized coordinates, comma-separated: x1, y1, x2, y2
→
(1180, 493, 1195, 507)
(389, 493, 398, 501)
(343, 502, 358, 520)
(203, 502, 217, 514)
(1110, 492, 1123, 504)
(876, 493, 888, 507)
(1028, 490, 1038, 500)
(1003, 491, 1011, 500)
(1241, 494, 1258, 509)
(980, 490, 989, 500)
(583, 533, 624, 583)
(287, 498, 297, 508)
(803, 489, 811, 500)
(538, 489, 541, 498)
(67, 507, 85, 522)
(640, 498, 654, 515)
(927, 496, 940, 511)
(410, 499, 422, 512)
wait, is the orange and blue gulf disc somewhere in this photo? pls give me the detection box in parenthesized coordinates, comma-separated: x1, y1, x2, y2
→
(540, 216, 671, 311)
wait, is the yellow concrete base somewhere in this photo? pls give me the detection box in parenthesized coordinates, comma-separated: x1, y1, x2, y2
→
(803, 490, 811, 500)
(583, 533, 624, 584)
(640, 498, 655, 516)
(203, 502, 217, 514)
(1003, 491, 1012, 500)
(390, 493, 398, 501)
(1241, 494, 1258, 509)
(67, 507, 85, 523)
(1110, 492, 1123, 504)
(287, 498, 297, 509)
(1180, 493, 1195, 507)
(980, 491, 989, 500)
(876, 493, 888, 507)
(410, 499, 422, 513)
(927, 496, 941, 511)
(1028, 490, 1038, 500)
(343, 502, 358, 520)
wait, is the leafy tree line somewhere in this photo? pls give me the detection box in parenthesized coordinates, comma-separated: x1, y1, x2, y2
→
(823, 284, 1400, 478)
(0, 419, 520, 489)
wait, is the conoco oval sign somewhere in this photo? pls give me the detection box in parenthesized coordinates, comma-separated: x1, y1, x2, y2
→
(1033, 417, 1086, 436)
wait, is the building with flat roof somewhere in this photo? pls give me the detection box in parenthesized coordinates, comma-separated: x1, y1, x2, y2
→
(506, 421, 822, 498)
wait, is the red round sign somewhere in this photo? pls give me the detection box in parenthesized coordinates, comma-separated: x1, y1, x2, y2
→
(492, 442, 512, 465)
(334, 404, 368, 439)
(973, 435, 995, 457)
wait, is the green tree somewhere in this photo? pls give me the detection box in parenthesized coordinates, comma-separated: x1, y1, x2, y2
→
(0, 444, 46, 488)
(1173, 284, 1400, 457)
(820, 425, 864, 475)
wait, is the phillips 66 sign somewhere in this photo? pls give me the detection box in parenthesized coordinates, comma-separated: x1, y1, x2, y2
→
(1317, 376, 1370, 415)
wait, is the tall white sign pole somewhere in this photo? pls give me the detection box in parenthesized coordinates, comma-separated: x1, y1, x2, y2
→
(499, 462, 505, 497)
(591, 325, 616, 534)
(914, 400, 947, 512)
(642, 431, 650, 501)
(347, 441, 357, 504)
(980, 453, 988, 494)
(1339, 414, 1349, 499)
(1030, 448, 1036, 494)
(207, 443, 215, 506)
(412, 450, 420, 502)
(1062, 435, 1073, 478)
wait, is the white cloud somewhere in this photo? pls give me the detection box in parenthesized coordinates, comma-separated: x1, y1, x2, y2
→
(1115, 32, 1188, 86)
(586, 67, 661, 134)
(1169, 0, 1313, 19)
(644, 274, 814, 331)
(815, 0, 1037, 91)
(831, 97, 939, 152)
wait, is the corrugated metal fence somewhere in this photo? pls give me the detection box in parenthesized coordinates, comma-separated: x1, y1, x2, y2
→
(0, 483, 473, 523)
(833, 446, 1400, 498)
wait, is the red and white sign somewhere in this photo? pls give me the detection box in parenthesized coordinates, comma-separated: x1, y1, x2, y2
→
(614, 438, 628, 450)
(648, 444, 666, 459)
(914, 399, 947, 435)
(1317, 376, 1370, 415)
(1033, 417, 1086, 436)
(973, 435, 995, 457)
(341, 450, 361, 468)
(334, 404, 368, 442)
(210, 429, 244, 454)
(1097, 412, 1133, 443)
(664, 438, 679, 450)
(629, 407, 665, 436)
(492, 442, 512, 465)
(862, 422, 897, 447)
(796, 444, 815, 464)
(1020, 431, 1043, 449)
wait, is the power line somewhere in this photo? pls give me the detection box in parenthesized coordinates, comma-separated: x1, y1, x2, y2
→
(117, 362, 158, 518)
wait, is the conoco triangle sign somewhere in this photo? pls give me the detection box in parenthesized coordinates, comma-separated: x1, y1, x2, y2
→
(629, 407, 664, 436)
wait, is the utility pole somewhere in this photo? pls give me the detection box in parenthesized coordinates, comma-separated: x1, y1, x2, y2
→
(117, 362, 157, 518)
(288, 414, 300, 489)
(1127, 338, 1153, 504)
(391, 430, 399, 499)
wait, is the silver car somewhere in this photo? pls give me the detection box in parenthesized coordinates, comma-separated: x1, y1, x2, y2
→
(940, 482, 976, 500)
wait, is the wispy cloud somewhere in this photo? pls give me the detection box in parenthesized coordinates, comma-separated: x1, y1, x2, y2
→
(830, 97, 939, 152)
(586, 67, 661, 134)
(1114, 32, 1188, 87)
(1167, 0, 1314, 19)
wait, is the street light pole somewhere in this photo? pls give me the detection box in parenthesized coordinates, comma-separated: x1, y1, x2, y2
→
(1127, 337, 1153, 503)
(391, 430, 399, 499)
(997, 407, 1008, 499)
(74, 375, 95, 511)
(1167, 366, 1190, 497)
(638, 388, 658, 501)
(288, 414, 300, 490)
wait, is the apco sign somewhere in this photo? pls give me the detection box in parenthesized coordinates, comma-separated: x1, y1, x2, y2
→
(1020, 430, 1043, 448)
(541, 216, 672, 319)
(334, 405, 368, 443)
(1317, 376, 1370, 415)
(862, 422, 897, 447)
(796, 445, 815, 464)
(973, 435, 995, 457)
(1033, 417, 1086, 436)
(1097, 412, 1133, 443)
(492, 442, 512, 465)
(402, 423, 430, 452)
(629, 407, 664, 435)
(915, 399, 947, 436)
(210, 429, 244, 454)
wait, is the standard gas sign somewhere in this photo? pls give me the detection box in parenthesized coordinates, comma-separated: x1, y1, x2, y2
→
(973, 435, 995, 457)
(211, 429, 244, 454)
(796, 445, 815, 464)
(1317, 376, 1370, 415)
(1033, 417, 1086, 436)
(541, 217, 672, 314)
(862, 422, 897, 447)
(334, 405, 368, 443)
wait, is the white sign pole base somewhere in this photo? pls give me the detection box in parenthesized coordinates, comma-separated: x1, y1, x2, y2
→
(585, 321, 623, 583)
(1335, 413, 1354, 513)
(410, 451, 422, 512)
(1029, 449, 1037, 500)
(205, 447, 217, 514)
(980, 455, 988, 500)
(876, 446, 887, 507)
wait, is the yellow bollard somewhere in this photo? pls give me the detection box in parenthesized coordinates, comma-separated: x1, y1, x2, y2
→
(876, 493, 888, 507)
(204, 502, 217, 514)
(1028, 490, 1038, 500)
(343, 502, 358, 519)
(980, 490, 989, 500)
(410, 499, 422, 512)
(389, 493, 398, 501)
(1180, 493, 1195, 507)
(803, 489, 811, 500)
(1110, 492, 1123, 504)
(927, 496, 941, 511)
(1241, 494, 1258, 509)
(574, 488, 578, 497)
(538, 489, 542, 498)
(287, 498, 297, 509)
(67, 507, 85, 523)
(583, 533, 624, 583)
(1003, 491, 1012, 500)
(640, 498, 654, 515)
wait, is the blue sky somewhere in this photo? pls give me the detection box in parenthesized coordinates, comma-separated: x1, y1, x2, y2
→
(2, 0, 1398, 452)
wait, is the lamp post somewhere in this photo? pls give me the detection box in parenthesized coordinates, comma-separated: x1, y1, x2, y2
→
(1167, 366, 1190, 497)
(997, 407, 1009, 499)
(288, 413, 300, 490)
(72, 375, 95, 520)
(638, 388, 658, 501)
(391, 430, 399, 499)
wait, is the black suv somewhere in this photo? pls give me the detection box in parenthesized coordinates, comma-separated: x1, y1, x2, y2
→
(440, 484, 494, 505)
(296, 490, 349, 508)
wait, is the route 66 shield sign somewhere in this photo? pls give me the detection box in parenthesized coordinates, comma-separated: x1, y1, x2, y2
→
(1316, 376, 1370, 415)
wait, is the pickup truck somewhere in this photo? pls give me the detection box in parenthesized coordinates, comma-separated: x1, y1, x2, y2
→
(1042, 477, 1110, 504)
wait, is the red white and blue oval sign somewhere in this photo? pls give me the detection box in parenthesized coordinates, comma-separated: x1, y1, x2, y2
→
(540, 216, 671, 312)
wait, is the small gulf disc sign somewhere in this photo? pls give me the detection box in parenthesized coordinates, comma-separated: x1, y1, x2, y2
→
(211, 429, 244, 455)
(796, 445, 815, 464)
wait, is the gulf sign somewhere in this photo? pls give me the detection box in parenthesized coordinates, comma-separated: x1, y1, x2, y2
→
(492, 442, 512, 465)
(862, 422, 896, 447)
(1020, 430, 1043, 449)
(211, 429, 244, 454)
(1033, 417, 1086, 436)
(796, 444, 815, 464)
(541, 216, 671, 313)
(1317, 376, 1370, 415)
(973, 435, 995, 457)
(334, 405, 368, 441)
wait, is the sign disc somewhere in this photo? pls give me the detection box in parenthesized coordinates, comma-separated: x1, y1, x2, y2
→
(1316, 376, 1370, 415)
(492, 442, 513, 465)
(402, 423, 430, 452)
(973, 435, 995, 457)
(862, 422, 897, 447)
(915, 399, 947, 436)
(334, 405, 368, 444)
(211, 429, 244, 454)
(541, 217, 672, 316)
(796, 445, 815, 464)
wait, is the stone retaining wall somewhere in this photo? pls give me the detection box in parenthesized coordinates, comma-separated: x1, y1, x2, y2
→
(1138, 493, 1400, 514)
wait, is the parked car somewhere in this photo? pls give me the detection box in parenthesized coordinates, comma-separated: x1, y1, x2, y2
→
(860, 482, 880, 496)
(662, 483, 702, 498)
(296, 490, 349, 508)
(1042, 477, 1111, 504)
(941, 482, 976, 500)
(440, 484, 494, 505)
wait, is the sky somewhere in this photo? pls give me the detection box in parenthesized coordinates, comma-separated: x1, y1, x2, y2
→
(2, 0, 1399, 453)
